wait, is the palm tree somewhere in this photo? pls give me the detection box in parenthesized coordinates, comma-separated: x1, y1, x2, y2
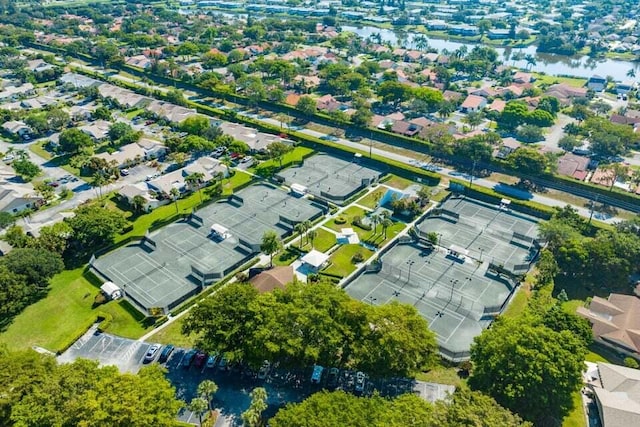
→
(185, 172, 205, 204)
(170, 187, 180, 213)
(220, 154, 232, 179)
(242, 387, 268, 427)
(524, 54, 536, 70)
(307, 229, 317, 249)
(380, 212, 393, 239)
(627, 69, 636, 79)
(370, 213, 380, 235)
(197, 380, 218, 413)
(188, 397, 209, 426)
(91, 171, 108, 199)
(294, 223, 305, 249)
(302, 220, 312, 244)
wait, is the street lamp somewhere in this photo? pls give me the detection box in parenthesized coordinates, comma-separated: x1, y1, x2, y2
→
(478, 247, 484, 262)
(406, 260, 415, 282)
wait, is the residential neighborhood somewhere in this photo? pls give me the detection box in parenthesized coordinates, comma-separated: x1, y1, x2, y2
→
(1, 1, 640, 427)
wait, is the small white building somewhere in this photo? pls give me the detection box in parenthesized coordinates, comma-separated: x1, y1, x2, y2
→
(301, 249, 329, 271)
(100, 281, 123, 300)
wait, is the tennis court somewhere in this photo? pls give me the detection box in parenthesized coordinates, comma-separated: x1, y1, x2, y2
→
(345, 242, 515, 360)
(416, 196, 540, 273)
(277, 153, 383, 204)
(92, 184, 325, 314)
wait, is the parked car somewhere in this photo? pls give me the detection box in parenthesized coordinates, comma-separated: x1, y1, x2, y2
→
(206, 354, 218, 369)
(327, 367, 339, 388)
(182, 349, 197, 368)
(143, 344, 161, 363)
(212, 147, 226, 158)
(239, 156, 255, 167)
(218, 356, 228, 371)
(158, 344, 174, 363)
(121, 168, 130, 176)
(311, 365, 324, 384)
(257, 360, 271, 380)
(194, 351, 207, 369)
(2, 154, 15, 164)
(47, 181, 60, 187)
(355, 371, 366, 393)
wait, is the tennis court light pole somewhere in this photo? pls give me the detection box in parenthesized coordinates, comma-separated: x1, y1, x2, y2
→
(406, 260, 415, 282)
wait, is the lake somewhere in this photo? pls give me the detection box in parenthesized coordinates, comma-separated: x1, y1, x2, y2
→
(342, 25, 639, 81)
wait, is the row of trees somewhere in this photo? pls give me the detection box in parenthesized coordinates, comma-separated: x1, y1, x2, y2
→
(182, 281, 438, 377)
(0, 347, 182, 426)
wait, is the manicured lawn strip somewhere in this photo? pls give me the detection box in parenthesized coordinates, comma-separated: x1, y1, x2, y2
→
(251, 146, 314, 174)
(430, 189, 450, 202)
(357, 187, 386, 209)
(358, 221, 406, 247)
(0, 268, 152, 353)
(323, 244, 373, 278)
(325, 206, 368, 233)
(381, 174, 416, 190)
(415, 366, 466, 388)
(124, 108, 144, 119)
(29, 140, 54, 160)
(29, 142, 84, 177)
(300, 228, 337, 253)
(562, 390, 586, 427)
(152, 317, 196, 348)
(533, 73, 587, 88)
(273, 246, 301, 266)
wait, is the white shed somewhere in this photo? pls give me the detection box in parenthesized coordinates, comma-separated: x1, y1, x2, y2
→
(301, 249, 330, 271)
(290, 183, 308, 196)
(210, 223, 230, 239)
(100, 281, 123, 300)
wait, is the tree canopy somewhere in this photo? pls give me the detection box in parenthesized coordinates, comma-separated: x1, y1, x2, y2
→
(469, 317, 587, 424)
(0, 347, 182, 426)
(183, 281, 437, 376)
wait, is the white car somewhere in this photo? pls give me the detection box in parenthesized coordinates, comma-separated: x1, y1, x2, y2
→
(143, 344, 161, 363)
(257, 360, 271, 380)
(2, 154, 15, 164)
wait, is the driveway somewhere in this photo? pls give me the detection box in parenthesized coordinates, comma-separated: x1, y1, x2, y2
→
(540, 113, 575, 152)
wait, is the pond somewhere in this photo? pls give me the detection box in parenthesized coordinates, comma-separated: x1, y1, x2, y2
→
(342, 25, 640, 81)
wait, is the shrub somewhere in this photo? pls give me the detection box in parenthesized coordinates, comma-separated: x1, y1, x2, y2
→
(334, 216, 347, 225)
(351, 251, 365, 264)
(624, 357, 639, 369)
(93, 292, 107, 307)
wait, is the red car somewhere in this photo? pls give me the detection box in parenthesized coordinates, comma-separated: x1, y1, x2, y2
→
(194, 351, 207, 369)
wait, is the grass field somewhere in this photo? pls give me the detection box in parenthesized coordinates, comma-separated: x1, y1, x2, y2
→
(0, 268, 153, 353)
(416, 366, 466, 388)
(381, 175, 416, 190)
(300, 228, 337, 253)
(29, 141, 84, 177)
(251, 146, 314, 174)
(357, 187, 386, 209)
(562, 391, 586, 427)
(323, 244, 373, 277)
(534, 73, 587, 88)
(151, 317, 196, 348)
(325, 206, 406, 248)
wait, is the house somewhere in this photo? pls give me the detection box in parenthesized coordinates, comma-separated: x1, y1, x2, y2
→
(249, 266, 294, 293)
(59, 72, 101, 89)
(2, 120, 31, 137)
(545, 83, 588, 106)
(118, 182, 164, 211)
(588, 75, 607, 92)
(487, 99, 506, 113)
(98, 84, 151, 109)
(0, 184, 42, 213)
(26, 59, 54, 73)
(442, 90, 464, 103)
(557, 153, 590, 181)
(494, 137, 521, 159)
(67, 104, 94, 121)
(513, 71, 534, 84)
(219, 122, 289, 153)
(0, 83, 35, 101)
(79, 120, 111, 141)
(611, 114, 640, 127)
(293, 75, 321, 91)
(315, 94, 342, 112)
(589, 362, 640, 427)
(390, 120, 422, 137)
(147, 157, 227, 196)
(471, 87, 500, 98)
(147, 100, 197, 123)
(616, 80, 635, 95)
(125, 54, 153, 69)
(460, 95, 487, 113)
(487, 29, 511, 39)
(577, 293, 640, 359)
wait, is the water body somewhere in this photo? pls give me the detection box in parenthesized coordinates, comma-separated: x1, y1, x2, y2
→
(342, 25, 640, 81)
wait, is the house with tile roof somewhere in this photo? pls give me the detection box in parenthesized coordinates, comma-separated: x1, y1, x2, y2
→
(577, 293, 640, 360)
(589, 362, 640, 427)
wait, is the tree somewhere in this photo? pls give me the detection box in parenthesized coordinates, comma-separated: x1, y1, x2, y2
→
(36, 222, 72, 255)
(296, 95, 317, 116)
(433, 389, 530, 427)
(92, 106, 112, 121)
(197, 379, 218, 413)
(65, 204, 127, 258)
(2, 247, 64, 288)
(189, 397, 208, 425)
(266, 141, 293, 168)
(506, 147, 548, 174)
(261, 230, 282, 267)
(469, 318, 586, 424)
(108, 122, 135, 143)
(378, 81, 411, 106)
(352, 106, 373, 127)
(558, 135, 581, 152)
(294, 223, 305, 249)
(0, 211, 15, 229)
(58, 128, 93, 154)
(242, 387, 268, 427)
(463, 111, 484, 130)
(307, 229, 317, 249)
(12, 159, 41, 181)
(602, 162, 629, 191)
(33, 181, 55, 202)
(46, 108, 69, 131)
(131, 194, 146, 213)
(170, 187, 180, 213)
(381, 216, 393, 239)
(25, 113, 49, 135)
(180, 115, 210, 135)
(0, 265, 31, 327)
(515, 124, 544, 143)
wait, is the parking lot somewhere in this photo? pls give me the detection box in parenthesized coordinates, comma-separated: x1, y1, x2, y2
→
(59, 330, 454, 426)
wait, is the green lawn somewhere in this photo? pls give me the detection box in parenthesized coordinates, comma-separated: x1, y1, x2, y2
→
(29, 140, 53, 160)
(325, 206, 406, 248)
(416, 366, 466, 388)
(29, 142, 83, 177)
(430, 189, 450, 202)
(0, 268, 152, 353)
(150, 317, 196, 348)
(299, 228, 337, 253)
(251, 146, 314, 174)
(323, 244, 373, 278)
(381, 174, 416, 190)
(563, 390, 586, 427)
(357, 187, 386, 209)
(534, 73, 587, 88)
(124, 108, 144, 119)
(502, 281, 532, 319)
(273, 246, 301, 266)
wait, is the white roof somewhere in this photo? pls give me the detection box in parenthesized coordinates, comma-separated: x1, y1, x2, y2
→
(100, 281, 121, 294)
(290, 183, 307, 194)
(210, 223, 229, 236)
(301, 249, 329, 268)
(500, 198, 512, 205)
(449, 244, 469, 256)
